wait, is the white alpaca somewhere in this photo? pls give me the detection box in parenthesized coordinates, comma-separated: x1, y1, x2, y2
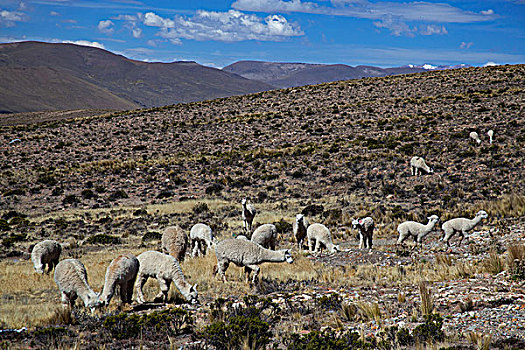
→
(241, 198, 256, 235)
(215, 239, 293, 284)
(487, 130, 494, 144)
(293, 214, 310, 249)
(410, 156, 433, 176)
(251, 224, 278, 250)
(190, 223, 215, 257)
(442, 210, 488, 246)
(397, 215, 440, 246)
(470, 131, 481, 145)
(307, 223, 340, 254)
(99, 253, 139, 306)
(135, 251, 198, 304)
(31, 240, 61, 274)
(352, 217, 374, 249)
(54, 259, 101, 311)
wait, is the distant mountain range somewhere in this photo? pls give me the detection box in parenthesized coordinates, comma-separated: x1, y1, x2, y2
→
(222, 61, 471, 88)
(0, 41, 472, 113)
(0, 41, 272, 113)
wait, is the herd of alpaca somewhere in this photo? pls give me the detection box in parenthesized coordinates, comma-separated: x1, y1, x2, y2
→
(33, 185, 489, 310)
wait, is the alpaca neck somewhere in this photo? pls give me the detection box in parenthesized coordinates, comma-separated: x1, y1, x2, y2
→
(469, 215, 483, 229)
(259, 249, 285, 263)
(425, 219, 437, 230)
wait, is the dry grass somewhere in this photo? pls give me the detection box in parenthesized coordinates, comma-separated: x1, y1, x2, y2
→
(466, 332, 492, 350)
(418, 281, 434, 316)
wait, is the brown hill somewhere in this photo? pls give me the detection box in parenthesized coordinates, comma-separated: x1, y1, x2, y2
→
(0, 41, 273, 113)
(223, 60, 426, 88)
(1, 64, 523, 217)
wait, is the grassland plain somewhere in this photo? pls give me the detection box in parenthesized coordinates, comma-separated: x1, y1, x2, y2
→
(0, 65, 524, 349)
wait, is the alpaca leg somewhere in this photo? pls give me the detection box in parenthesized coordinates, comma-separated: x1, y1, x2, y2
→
(218, 261, 229, 282)
(244, 266, 252, 284)
(192, 240, 199, 258)
(61, 291, 73, 308)
(119, 283, 127, 305)
(367, 232, 373, 249)
(359, 232, 364, 249)
(126, 278, 136, 304)
(135, 274, 147, 304)
(156, 278, 170, 302)
(308, 238, 314, 252)
(411, 166, 415, 176)
(246, 265, 260, 284)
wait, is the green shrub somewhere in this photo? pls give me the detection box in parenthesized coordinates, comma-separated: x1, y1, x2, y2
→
(413, 313, 444, 343)
(201, 296, 279, 350)
(273, 218, 292, 234)
(108, 190, 128, 201)
(142, 231, 161, 243)
(192, 202, 209, 214)
(85, 234, 121, 245)
(103, 308, 192, 340)
(285, 328, 371, 350)
(62, 194, 79, 205)
(2, 233, 27, 247)
(0, 219, 9, 231)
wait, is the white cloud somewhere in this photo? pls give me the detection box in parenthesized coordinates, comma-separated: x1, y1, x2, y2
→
(373, 15, 416, 37)
(0, 9, 27, 27)
(232, 0, 496, 23)
(62, 40, 105, 49)
(112, 13, 144, 39)
(419, 24, 448, 36)
(460, 41, 474, 49)
(143, 12, 175, 27)
(484, 61, 498, 67)
(138, 9, 303, 43)
(50, 11, 60, 16)
(132, 26, 142, 38)
(98, 19, 114, 34)
(481, 9, 494, 15)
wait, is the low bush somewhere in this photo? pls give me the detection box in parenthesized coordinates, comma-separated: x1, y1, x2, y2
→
(85, 234, 121, 245)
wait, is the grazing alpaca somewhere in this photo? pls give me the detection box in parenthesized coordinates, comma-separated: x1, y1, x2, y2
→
(99, 253, 139, 306)
(215, 239, 293, 284)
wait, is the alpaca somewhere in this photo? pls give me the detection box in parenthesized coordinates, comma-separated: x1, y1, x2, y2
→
(215, 239, 293, 284)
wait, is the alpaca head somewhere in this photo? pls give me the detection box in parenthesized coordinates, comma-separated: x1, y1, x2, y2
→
(351, 219, 360, 229)
(427, 215, 439, 223)
(476, 210, 488, 219)
(283, 249, 294, 263)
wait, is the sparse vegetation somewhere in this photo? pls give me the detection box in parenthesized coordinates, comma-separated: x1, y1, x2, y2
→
(0, 65, 524, 348)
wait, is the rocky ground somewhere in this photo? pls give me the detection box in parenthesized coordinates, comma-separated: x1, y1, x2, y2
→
(0, 65, 524, 349)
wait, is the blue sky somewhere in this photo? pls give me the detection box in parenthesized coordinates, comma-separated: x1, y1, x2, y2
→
(0, 0, 524, 67)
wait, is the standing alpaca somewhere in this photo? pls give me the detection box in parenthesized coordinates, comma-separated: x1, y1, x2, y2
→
(397, 215, 440, 246)
(442, 210, 488, 246)
(31, 240, 62, 274)
(99, 253, 139, 306)
(241, 198, 257, 235)
(293, 214, 310, 250)
(162, 225, 188, 262)
(215, 238, 293, 284)
(352, 217, 374, 249)
(487, 130, 494, 144)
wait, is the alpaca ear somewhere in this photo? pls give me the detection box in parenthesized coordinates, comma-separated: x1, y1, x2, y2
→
(192, 284, 198, 291)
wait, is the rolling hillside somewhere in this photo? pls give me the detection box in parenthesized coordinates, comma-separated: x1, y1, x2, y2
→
(0, 41, 273, 113)
(223, 60, 427, 88)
